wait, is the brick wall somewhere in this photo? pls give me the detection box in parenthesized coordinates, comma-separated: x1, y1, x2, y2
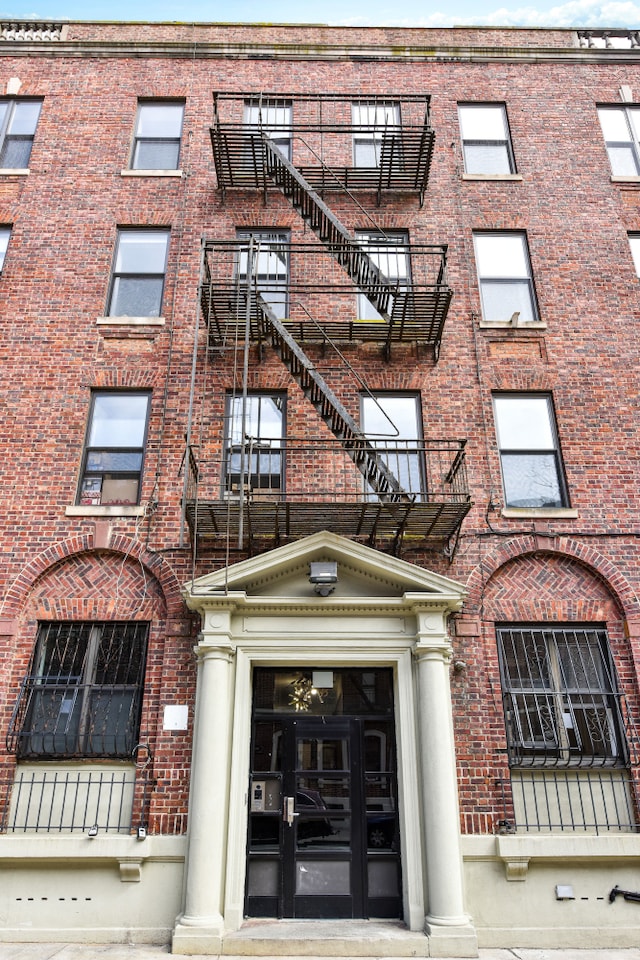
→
(0, 25, 639, 835)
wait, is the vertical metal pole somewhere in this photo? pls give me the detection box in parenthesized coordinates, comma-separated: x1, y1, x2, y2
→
(238, 235, 253, 548)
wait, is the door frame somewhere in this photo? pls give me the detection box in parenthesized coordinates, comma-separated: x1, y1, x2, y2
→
(224, 642, 423, 932)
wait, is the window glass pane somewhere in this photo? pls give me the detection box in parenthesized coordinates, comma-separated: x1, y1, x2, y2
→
(133, 141, 180, 170)
(464, 143, 510, 174)
(494, 395, 554, 449)
(362, 395, 419, 438)
(459, 104, 507, 140)
(9, 101, 41, 134)
(0, 102, 8, 127)
(115, 231, 168, 274)
(627, 107, 640, 142)
(136, 103, 183, 138)
(501, 453, 563, 508)
(608, 146, 639, 176)
(353, 141, 379, 166)
(111, 276, 164, 316)
(598, 108, 629, 141)
(0, 139, 33, 168)
(479, 280, 535, 323)
(0, 227, 10, 270)
(630, 235, 640, 277)
(89, 394, 149, 447)
(475, 234, 528, 278)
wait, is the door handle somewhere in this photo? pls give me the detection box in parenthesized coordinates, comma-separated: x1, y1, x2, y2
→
(283, 795, 299, 826)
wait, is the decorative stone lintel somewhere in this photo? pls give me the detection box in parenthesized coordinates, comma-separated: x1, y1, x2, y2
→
(504, 857, 530, 881)
(118, 858, 142, 882)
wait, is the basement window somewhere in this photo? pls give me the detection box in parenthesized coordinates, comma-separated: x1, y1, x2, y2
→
(10, 621, 148, 759)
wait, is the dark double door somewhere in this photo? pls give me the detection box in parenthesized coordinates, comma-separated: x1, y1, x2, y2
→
(246, 671, 401, 920)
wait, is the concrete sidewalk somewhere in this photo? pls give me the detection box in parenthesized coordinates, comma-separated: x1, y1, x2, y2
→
(2, 948, 640, 960)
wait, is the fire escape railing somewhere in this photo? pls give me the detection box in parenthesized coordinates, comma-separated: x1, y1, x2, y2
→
(211, 91, 435, 205)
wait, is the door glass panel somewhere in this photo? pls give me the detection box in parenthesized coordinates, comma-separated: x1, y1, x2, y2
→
(248, 859, 280, 896)
(297, 737, 348, 771)
(297, 815, 348, 848)
(368, 860, 400, 897)
(251, 720, 282, 771)
(296, 860, 350, 895)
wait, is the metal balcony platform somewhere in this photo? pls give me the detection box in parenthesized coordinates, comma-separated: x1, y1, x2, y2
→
(200, 239, 452, 357)
(211, 92, 434, 203)
(183, 438, 471, 556)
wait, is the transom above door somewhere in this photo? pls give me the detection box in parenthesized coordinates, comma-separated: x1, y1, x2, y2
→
(246, 667, 402, 920)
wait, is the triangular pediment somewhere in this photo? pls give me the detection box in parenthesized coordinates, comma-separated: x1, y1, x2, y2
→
(185, 531, 465, 603)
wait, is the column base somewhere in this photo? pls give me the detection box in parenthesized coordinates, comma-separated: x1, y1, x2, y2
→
(172, 914, 224, 955)
(424, 919, 478, 958)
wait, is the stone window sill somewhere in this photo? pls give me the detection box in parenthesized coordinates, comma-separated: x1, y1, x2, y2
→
(501, 507, 578, 519)
(0, 168, 29, 175)
(66, 505, 145, 518)
(96, 316, 165, 326)
(462, 173, 523, 181)
(479, 320, 546, 330)
(120, 169, 183, 178)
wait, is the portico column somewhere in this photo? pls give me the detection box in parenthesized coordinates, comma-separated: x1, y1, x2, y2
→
(413, 605, 478, 958)
(173, 608, 235, 955)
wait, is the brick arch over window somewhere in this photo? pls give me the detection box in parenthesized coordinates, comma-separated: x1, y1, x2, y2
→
(0, 532, 184, 621)
(463, 535, 640, 623)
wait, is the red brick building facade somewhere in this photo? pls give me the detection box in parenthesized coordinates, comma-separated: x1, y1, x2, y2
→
(0, 18, 639, 954)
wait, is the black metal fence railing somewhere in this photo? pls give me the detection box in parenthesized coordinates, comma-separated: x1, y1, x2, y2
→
(0, 767, 152, 834)
(497, 770, 638, 834)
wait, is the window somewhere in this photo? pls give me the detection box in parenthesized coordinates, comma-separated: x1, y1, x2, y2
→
(497, 624, 626, 767)
(131, 101, 184, 170)
(244, 99, 292, 160)
(236, 230, 289, 319)
(629, 233, 640, 276)
(78, 392, 150, 506)
(458, 103, 515, 174)
(0, 99, 41, 168)
(352, 101, 400, 168)
(598, 105, 640, 176)
(12, 621, 148, 759)
(107, 228, 169, 317)
(224, 393, 285, 498)
(361, 393, 423, 498)
(474, 231, 538, 324)
(355, 230, 410, 321)
(493, 394, 568, 509)
(0, 226, 11, 271)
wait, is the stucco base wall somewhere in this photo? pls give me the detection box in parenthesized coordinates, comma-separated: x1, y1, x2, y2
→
(0, 835, 186, 945)
(462, 834, 640, 949)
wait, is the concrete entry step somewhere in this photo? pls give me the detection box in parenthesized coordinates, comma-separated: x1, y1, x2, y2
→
(221, 919, 429, 957)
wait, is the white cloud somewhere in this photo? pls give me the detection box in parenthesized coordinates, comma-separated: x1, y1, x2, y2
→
(334, 0, 640, 28)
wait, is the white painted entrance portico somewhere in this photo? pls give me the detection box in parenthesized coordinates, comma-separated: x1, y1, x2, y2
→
(172, 532, 477, 957)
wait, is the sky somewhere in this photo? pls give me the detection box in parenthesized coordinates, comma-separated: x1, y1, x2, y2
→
(0, 0, 639, 30)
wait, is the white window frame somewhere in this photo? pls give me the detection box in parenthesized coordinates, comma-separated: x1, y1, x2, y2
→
(352, 101, 401, 168)
(244, 99, 292, 161)
(0, 225, 11, 271)
(236, 229, 289, 320)
(131, 100, 184, 170)
(355, 230, 410, 321)
(107, 228, 170, 318)
(474, 231, 539, 325)
(598, 105, 640, 176)
(0, 98, 42, 169)
(493, 393, 569, 509)
(224, 393, 285, 498)
(628, 233, 640, 277)
(361, 392, 424, 499)
(458, 103, 515, 175)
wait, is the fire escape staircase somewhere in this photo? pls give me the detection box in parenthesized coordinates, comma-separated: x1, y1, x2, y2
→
(261, 137, 399, 329)
(256, 293, 413, 512)
(183, 102, 471, 555)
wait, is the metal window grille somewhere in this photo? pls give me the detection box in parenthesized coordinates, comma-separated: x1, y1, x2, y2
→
(7, 622, 149, 760)
(497, 625, 630, 768)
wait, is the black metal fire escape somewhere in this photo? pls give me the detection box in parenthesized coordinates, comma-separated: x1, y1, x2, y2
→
(183, 93, 470, 555)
